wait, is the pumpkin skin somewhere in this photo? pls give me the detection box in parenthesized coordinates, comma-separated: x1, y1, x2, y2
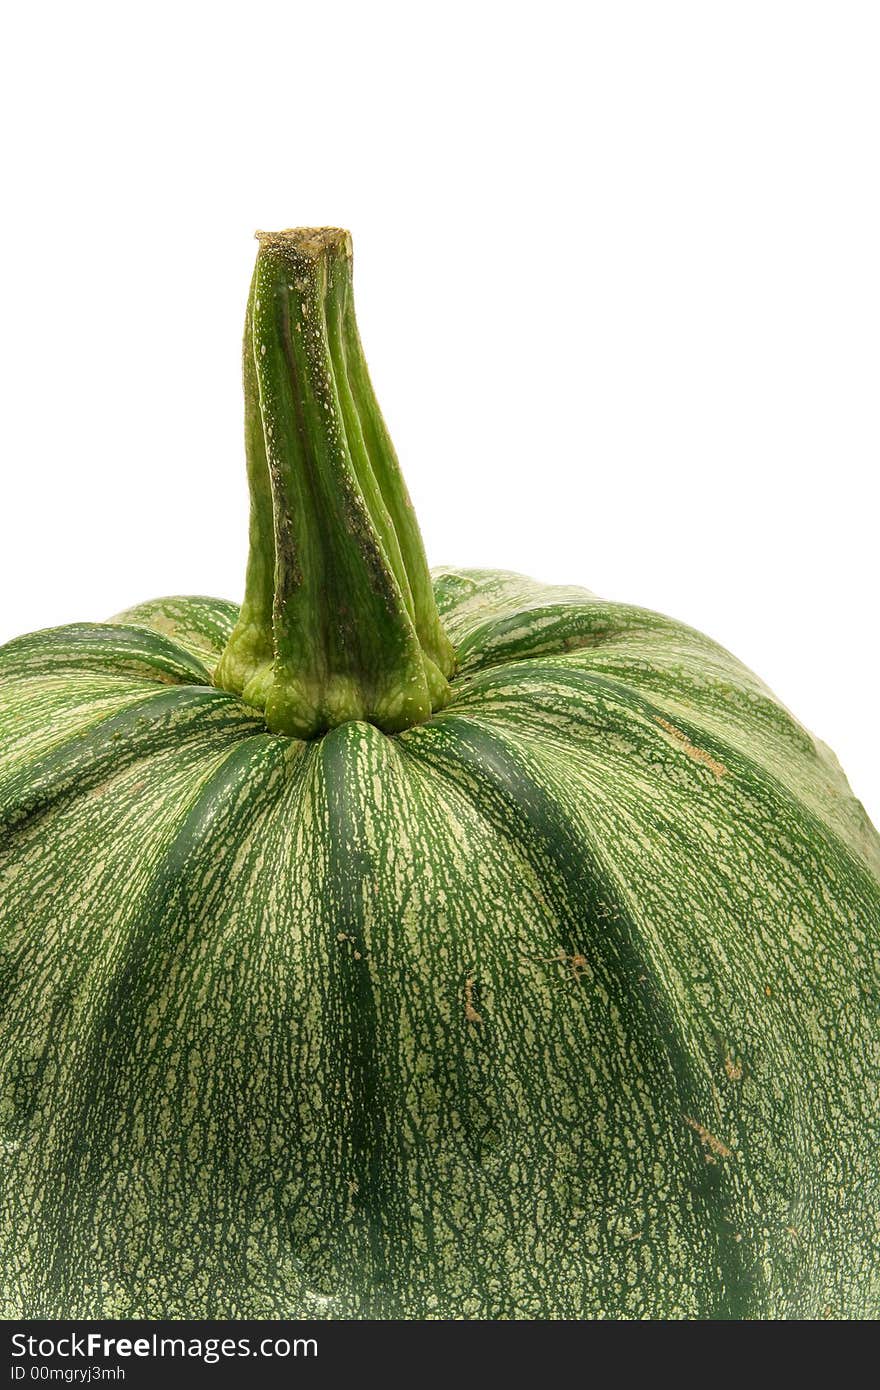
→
(1, 570, 878, 1319)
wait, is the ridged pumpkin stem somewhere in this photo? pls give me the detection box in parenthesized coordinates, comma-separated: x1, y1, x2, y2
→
(214, 229, 455, 738)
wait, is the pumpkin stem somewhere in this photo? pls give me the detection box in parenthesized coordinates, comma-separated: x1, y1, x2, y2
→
(214, 229, 455, 739)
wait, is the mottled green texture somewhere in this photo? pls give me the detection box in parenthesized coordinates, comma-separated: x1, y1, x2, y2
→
(213, 230, 454, 738)
(1, 574, 878, 1319)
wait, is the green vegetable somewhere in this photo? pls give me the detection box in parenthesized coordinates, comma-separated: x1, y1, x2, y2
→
(1, 229, 877, 1320)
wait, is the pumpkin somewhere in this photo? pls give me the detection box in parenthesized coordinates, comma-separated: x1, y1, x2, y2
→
(1, 228, 877, 1321)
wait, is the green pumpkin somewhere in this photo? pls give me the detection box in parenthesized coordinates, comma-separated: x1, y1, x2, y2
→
(1, 229, 878, 1321)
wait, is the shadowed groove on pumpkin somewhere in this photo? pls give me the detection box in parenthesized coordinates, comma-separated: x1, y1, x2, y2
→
(0, 230, 877, 1319)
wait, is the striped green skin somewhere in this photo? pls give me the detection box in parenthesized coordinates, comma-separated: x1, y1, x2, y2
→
(0, 570, 878, 1319)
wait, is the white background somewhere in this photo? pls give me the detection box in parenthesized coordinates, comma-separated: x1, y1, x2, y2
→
(1, 3, 877, 823)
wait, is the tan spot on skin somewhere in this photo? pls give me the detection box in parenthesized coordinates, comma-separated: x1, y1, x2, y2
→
(464, 977, 482, 1025)
(684, 1115, 733, 1159)
(336, 932, 364, 959)
(569, 953, 589, 981)
(147, 615, 179, 640)
(654, 716, 728, 780)
(538, 949, 590, 982)
(724, 1053, 743, 1082)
